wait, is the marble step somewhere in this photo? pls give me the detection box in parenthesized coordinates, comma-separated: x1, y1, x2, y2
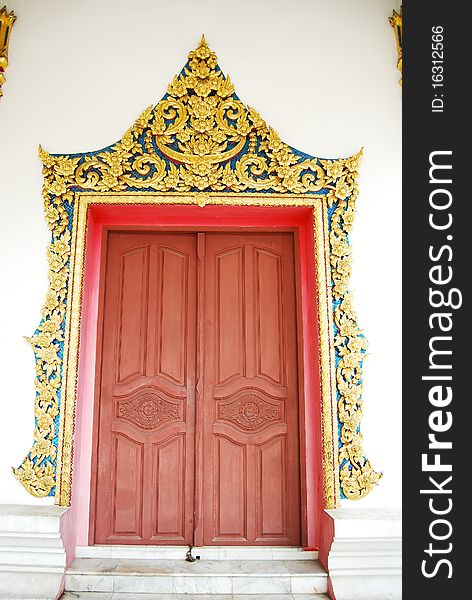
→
(65, 558, 328, 595)
(61, 593, 330, 599)
(75, 546, 318, 561)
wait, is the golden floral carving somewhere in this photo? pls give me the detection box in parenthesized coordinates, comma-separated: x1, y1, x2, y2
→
(32, 37, 330, 199)
(329, 160, 383, 499)
(389, 7, 403, 86)
(0, 6, 16, 98)
(15, 36, 380, 506)
(13, 220, 70, 497)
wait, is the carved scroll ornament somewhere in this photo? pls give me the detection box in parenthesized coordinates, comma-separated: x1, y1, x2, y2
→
(0, 6, 16, 97)
(13, 36, 381, 507)
(389, 6, 402, 86)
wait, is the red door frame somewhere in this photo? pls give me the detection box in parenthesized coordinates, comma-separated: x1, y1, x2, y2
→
(80, 204, 323, 549)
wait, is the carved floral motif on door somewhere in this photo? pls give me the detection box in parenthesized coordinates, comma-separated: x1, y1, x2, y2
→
(218, 394, 281, 431)
(116, 393, 181, 430)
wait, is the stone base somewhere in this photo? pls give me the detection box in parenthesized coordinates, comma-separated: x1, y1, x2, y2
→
(65, 557, 328, 595)
(0, 503, 402, 600)
(320, 508, 402, 600)
(0, 504, 69, 600)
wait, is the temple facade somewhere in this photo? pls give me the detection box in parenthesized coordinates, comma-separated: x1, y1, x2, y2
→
(0, 2, 402, 599)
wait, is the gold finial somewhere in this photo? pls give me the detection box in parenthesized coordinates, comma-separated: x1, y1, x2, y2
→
(187, 34, 216, 64)
(389, 7, 402, 86)
(0, 5, 16, 98)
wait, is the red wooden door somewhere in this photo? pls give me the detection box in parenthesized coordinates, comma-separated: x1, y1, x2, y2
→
(200, 233, 301, 545)
(93, 231, 300, 546)
(94, 232, 197, 544)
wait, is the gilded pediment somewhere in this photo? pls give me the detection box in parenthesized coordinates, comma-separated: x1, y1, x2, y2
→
(39, 36, 360, 198)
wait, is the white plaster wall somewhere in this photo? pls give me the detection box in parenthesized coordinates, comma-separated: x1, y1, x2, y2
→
(0, 0, 401, 508)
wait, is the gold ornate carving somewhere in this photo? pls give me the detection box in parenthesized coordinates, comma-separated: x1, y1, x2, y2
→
(14, 36, 380, 507)
(12, 220, 70, 496)
(328, 157, 383, 499)
(389, 7, 403, 86)
(34, 37, 329, 197)
(314, 202, 340, 509)
(0, 5, 16, 97)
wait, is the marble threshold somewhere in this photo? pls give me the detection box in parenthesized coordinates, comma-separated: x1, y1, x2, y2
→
(65, 558, 328, 595)
(61, 593, 329, 599)
(75, 546, 318, 561)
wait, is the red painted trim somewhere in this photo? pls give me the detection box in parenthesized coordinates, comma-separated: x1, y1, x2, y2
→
(297, 213, 324, 548)
(319, 510, 336, 599)
(319, 510, 335, 571)
(73, 204, 323, 549)
(328, 577, 336, 600)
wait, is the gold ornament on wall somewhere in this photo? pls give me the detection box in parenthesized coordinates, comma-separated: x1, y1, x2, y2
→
(389, 6, 402, 86)
(0, 5, 16, 97)
(13, 36, 381, 507)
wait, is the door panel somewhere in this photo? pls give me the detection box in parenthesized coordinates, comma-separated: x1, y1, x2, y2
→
(254, 248, 286, 385)
(94, 232, 197, 544)
(111, 433, 143, 537)
(214, 436, 247, 540)
(256, 435, 287, 539)
(156, 247, 189, 385)
(202, 233, 301, 546)
(215, 247, 246, 385)
(116, 245, 149, 383)
(151, 435, 186, 539)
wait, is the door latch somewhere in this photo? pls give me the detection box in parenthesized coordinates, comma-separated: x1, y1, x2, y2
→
(185, 545, 196, 562)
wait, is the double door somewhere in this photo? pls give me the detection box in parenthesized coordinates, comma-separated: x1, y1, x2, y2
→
(93, 231, 301, 546)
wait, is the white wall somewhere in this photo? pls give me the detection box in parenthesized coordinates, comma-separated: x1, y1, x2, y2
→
(0, 0, 401, 508)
